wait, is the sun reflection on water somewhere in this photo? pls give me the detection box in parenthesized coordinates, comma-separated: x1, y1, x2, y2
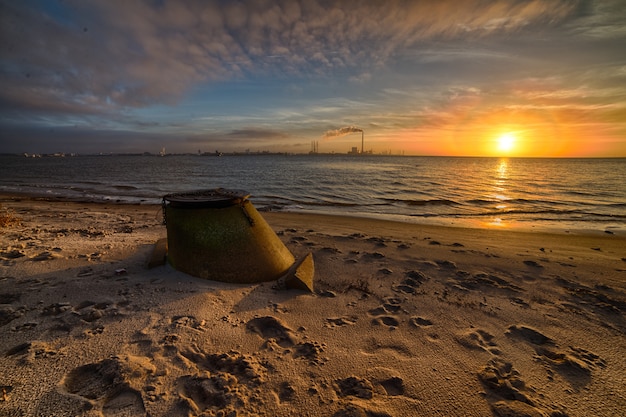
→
(487, 159, 510, 227)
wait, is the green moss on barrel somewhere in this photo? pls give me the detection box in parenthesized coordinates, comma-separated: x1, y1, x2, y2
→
(164, 190, 294, 283)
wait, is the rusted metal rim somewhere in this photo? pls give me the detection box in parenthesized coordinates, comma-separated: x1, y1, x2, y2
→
(163, 188, 250, 208)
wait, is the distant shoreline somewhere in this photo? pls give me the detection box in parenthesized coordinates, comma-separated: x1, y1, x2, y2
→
(3, 152, 626, 159)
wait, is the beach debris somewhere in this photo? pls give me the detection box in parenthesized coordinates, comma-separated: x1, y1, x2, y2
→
(114, 268, 127, 276)
(147, 237, 167, 269)
(1, 385, 11, 401)
(276, 252, 315, 292)
(163, 188, 295, 283)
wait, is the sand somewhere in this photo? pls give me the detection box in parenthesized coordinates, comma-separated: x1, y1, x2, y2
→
(1, 195, 625, 417)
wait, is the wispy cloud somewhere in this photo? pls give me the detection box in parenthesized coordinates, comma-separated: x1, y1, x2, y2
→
(0, 0, 586, 111)
(1, 0, 624, 155)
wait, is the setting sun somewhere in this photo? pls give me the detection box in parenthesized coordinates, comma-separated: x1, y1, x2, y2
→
(497, 133, 516, 154)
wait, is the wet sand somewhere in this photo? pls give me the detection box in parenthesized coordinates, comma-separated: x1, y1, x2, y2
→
(1, 196, 625, 416)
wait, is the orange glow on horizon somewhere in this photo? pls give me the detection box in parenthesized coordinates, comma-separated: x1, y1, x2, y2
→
(351, 105, 626, 157)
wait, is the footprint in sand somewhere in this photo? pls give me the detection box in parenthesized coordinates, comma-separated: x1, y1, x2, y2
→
(478, 358, 566, 417)
(506, 324, 606, 388)
(366, 236, 388, 247)
(177, 349, 265, 415)
(75, 299, 128, 324)
(277, 381, 296, 403)
(334, 376, 374, 399)
(102, 390, 146, 417)
(523, 260, 544, 268)
(12, 321, 38, 332)
(368, 297, 404, 316)
(171, 315, 207, 332)
(361, 251, 386, 260)
(362, 338, 413, 358)
(379, 376, 405, 396)
(332, 404, 393, 417)
(409, 317, 433, 328)
(505, 324, 554, 345)
(324, 316, 358, 328)
(246, 315, 295, 347)
(294, 341, 327, 365)
(40, 302, 72, 316)
(392, 270, 428, 294)
(456, 328, 501, 355)
(436, 260, 457, 269)
(371, 316, 400, 328)
(5, 340, 59, 362)
(63, 358, 147, 416)
(451, 272, 523, 293)
(179, 349, 265, 384)
(0, 304, 25, 327)
(368, 297, 404, 329)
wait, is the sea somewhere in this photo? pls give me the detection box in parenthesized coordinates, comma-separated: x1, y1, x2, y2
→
(1, 154, 625, 234)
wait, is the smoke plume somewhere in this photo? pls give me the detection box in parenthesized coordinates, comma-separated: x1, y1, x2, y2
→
(322, 126, 363, 139)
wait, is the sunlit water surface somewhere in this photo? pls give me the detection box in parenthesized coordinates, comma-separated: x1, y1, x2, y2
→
(1, 155, 624, 233)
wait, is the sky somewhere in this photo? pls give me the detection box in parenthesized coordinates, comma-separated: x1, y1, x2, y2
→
(1, 0, 625, 157)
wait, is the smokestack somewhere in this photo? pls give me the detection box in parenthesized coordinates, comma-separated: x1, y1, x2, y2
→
(361, 131, 364, 154)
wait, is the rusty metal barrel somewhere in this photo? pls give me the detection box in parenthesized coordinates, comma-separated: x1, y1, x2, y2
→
(162, 188, 295, 283)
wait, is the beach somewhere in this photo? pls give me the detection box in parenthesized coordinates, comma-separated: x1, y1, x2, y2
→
(1, 195, 625, 417)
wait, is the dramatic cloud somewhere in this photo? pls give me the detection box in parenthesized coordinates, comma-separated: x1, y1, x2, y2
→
(1, 0, 625, 156)
(0, 0, 587, 111)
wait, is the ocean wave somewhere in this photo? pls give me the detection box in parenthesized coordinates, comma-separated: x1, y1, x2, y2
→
(113, 185, 139, 191)
(2, 154, 624, 231)
(384, 198, 460, 207)
(408, 208, 626, 221)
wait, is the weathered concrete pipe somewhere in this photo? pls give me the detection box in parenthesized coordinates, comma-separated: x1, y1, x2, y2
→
(163, 189, 295, 283)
